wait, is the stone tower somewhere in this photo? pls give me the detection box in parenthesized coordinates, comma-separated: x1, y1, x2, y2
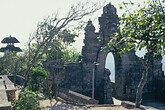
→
(94, 3, 119, 103)
(81, 3, 119, 103)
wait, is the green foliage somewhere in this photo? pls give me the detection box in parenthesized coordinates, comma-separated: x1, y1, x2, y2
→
(0, 51, 18, 75)
(28, 66, 48, 92)
(0, 50, 32, 77)
(62, 47, 81, 63)
(110, 0, 165, 56)
(108, 0, 165, 108)
(58, 29, 78, 44)
(12, 90, 41, 110)
(46, 31, 81, 64)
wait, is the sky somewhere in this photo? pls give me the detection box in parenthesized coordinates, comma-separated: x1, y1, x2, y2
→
(0, 0, 146, 51)
(0, 0, 164, 79)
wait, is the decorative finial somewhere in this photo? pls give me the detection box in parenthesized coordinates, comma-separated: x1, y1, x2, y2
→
(88, 19, 92, 24)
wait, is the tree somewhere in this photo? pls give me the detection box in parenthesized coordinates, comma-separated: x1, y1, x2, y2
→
(44, 28, 81, 98)
(23, 1, 103, 87)
(28, 66, 48, 92)
(0, 51, 18, 75)
(0, 51, 26, 86)
(12, 90, 41, 110)
(107, 0, 165, 108)
(61, 47, 81, 63)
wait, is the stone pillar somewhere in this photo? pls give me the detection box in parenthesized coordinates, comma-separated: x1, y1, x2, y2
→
(82, 20, 101, 97)
(95, 3, 119, 103)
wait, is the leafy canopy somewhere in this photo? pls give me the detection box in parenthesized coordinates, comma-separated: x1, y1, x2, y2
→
(28, 66, 48, 92)
(46, 28, 81, 64)
(0, 51, 19, 75)
(108, 0, 165, 56)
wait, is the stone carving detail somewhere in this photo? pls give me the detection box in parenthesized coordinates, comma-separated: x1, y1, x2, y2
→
(104, 69, 113, 104)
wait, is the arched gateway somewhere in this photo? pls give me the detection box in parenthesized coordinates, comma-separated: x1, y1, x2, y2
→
(53, 3, 164, 104)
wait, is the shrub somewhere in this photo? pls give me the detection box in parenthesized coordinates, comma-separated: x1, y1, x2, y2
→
(12, 90, 41, 110)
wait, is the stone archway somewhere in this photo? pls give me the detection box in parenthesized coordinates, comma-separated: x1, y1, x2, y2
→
(81, 3, 121, 104)
(95, 49, 122, 103)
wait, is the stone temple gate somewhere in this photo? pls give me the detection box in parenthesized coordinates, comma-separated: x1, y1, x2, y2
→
(50, 3, 165, 104)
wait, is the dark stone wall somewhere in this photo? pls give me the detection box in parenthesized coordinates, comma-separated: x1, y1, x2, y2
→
(154, 77, 165, 101)
(60, 63, 83, 93)
(81, 20, 101, 98)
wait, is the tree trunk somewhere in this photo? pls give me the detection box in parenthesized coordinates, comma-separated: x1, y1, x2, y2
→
(135, 52, 152, 108)
(14, 73, 16, 86)
(24, 72, 30, 88)
(14, 59, 19, 86)
(52, 72, 56, 98)
(135, 67, 149, 108)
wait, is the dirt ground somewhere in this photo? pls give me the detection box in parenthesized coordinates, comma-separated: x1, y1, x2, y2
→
(15, 88, 128, 110)
(15, 89, 158, 110)
(40, 99, 128, 110)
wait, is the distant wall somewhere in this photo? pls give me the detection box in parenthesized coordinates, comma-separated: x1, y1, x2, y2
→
(60, 63, 83, 93)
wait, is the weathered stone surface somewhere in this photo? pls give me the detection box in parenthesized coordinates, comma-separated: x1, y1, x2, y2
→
(0, 76, 15, 110)
(58, 87, 98, 105)
(154, 77, 165, 101)
(81, 20, 101, 99)
(61, 63, 83, 93)
(104, 69, 113, 104)
(94, 3, 119, 103)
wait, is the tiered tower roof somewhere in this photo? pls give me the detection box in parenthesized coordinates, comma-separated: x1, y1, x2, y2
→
(0, 35, 22, 52)
(1, 35, 20, 43)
